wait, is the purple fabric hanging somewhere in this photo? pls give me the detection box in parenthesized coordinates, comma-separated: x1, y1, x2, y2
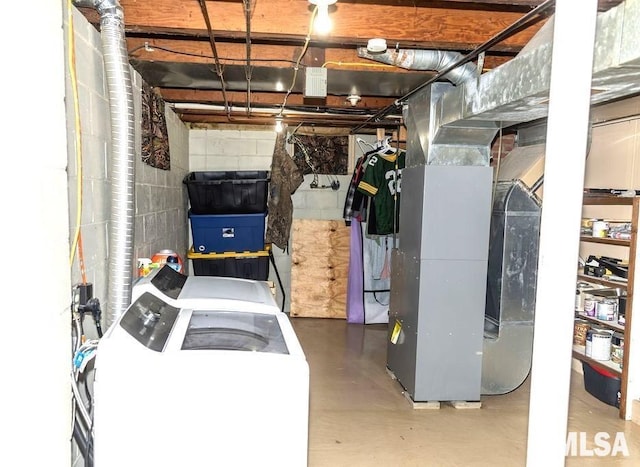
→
(346, 218, 365, 323)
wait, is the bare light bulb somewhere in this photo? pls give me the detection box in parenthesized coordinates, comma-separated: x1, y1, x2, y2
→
(314, 5, 332, 35)
(275, 119, 284, 133)
(347, 95, 361, 107)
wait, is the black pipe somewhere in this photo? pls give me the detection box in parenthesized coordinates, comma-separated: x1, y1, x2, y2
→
(531, 175, 544, 193)
(269, 248, 286, 312)
(350, 0, 556, 134)
(78, 298, 103, 338)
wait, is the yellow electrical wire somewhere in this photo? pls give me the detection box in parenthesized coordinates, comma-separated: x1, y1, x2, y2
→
(321, 61, 394, 70)
(67, 0, 84, 269)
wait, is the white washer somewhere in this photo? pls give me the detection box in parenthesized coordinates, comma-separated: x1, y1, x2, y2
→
(132, 265, 279, 313)
(93, 277, 309, 467)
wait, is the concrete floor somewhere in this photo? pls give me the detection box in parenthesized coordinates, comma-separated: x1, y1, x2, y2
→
(290, 318, 640, 466)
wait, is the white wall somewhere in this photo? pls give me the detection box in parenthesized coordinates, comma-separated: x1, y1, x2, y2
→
(188, 128, 355, 313)
(1, 2, 71, 467)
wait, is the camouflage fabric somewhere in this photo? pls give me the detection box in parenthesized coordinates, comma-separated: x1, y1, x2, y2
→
(292, 135, 348, 175)
(141, 82, 170, 170)
(266, 133, 304, 251)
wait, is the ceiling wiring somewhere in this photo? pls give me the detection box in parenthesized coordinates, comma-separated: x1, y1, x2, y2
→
(277, 6, 318, 120)
(243, 0, 254, 116)
(321, 61, 394, 70)
(128, 42, 301, 66)
(127, 42, 304, 68)
(198, 0, 231, 119)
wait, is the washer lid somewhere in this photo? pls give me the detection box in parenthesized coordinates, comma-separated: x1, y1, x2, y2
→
(181, 310, 289, 354)
(180, 276, 273, 305)
(119, 292, 181, 352)
(136, 265, 278, 313)
(148, 264, 187, 299)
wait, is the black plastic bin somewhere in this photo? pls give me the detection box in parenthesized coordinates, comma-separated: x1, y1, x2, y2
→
(188, 243, 273, 282)
(192, 256, 269, 280)
(184, 171, 270, 215)
(582, 362, 621, 408)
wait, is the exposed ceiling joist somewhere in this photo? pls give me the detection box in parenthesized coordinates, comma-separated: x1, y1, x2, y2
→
(76, 0, 624, 128)
(79, 0, 545, 51)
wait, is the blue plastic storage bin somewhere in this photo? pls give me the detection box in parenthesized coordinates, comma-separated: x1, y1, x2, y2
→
(189, 211, 266, 253)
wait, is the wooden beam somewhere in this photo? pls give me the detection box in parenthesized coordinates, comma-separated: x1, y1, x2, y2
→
(85, 0, 546, 51)
(126, 37, 512, 70)
(292, 0, 620, 11)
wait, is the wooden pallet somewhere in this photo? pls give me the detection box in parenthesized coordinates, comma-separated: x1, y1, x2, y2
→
(388, 368, 482, 410)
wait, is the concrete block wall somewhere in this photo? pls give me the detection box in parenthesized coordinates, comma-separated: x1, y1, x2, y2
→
(188, 128, 356, 313)
(66, 7, 189, 466)
(67, 7, 189, 333)
(190, 128, 275, 171)
(66, 6, 112, 305)
(133, 97, 190, 269)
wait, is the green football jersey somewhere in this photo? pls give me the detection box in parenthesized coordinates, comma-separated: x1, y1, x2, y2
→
(357, 150, 405, 234)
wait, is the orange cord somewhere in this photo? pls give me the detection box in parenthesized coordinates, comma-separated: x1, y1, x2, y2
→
(78, 230, 87, 285)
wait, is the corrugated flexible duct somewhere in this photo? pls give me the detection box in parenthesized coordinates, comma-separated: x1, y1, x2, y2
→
(82, 0, 136, 326)
(357, 48, 478, 85)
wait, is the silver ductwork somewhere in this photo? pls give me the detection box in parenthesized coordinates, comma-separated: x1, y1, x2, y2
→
(482, 180, 541, 395)
(437, 0, 640, 130)
(357, 48, 478, 86)
(80, 0, 136, 326)
(402, 83, 498, 167)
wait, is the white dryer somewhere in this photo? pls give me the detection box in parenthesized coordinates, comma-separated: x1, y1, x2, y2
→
(93, 278, 309, 467)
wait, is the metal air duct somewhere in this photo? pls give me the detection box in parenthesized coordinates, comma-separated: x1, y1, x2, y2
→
(482, 180, 541, 395)
(357, 48, 478, 86)
(402, 83, 498, 167)
(437, 0, 640, 130)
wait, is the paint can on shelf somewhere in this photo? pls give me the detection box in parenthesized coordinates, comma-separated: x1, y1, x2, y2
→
(573, 319, 591, 346)
(583, 294, 598, 317)
(591, 219, 609, 238)
(611, 332, 624, 367)
(575, 282, 592, 312)
(585, 329, 613, 361)
(596, 298, 617, 321)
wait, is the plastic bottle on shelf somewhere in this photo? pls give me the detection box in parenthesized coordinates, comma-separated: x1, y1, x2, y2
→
(138, 258, 152, 277)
